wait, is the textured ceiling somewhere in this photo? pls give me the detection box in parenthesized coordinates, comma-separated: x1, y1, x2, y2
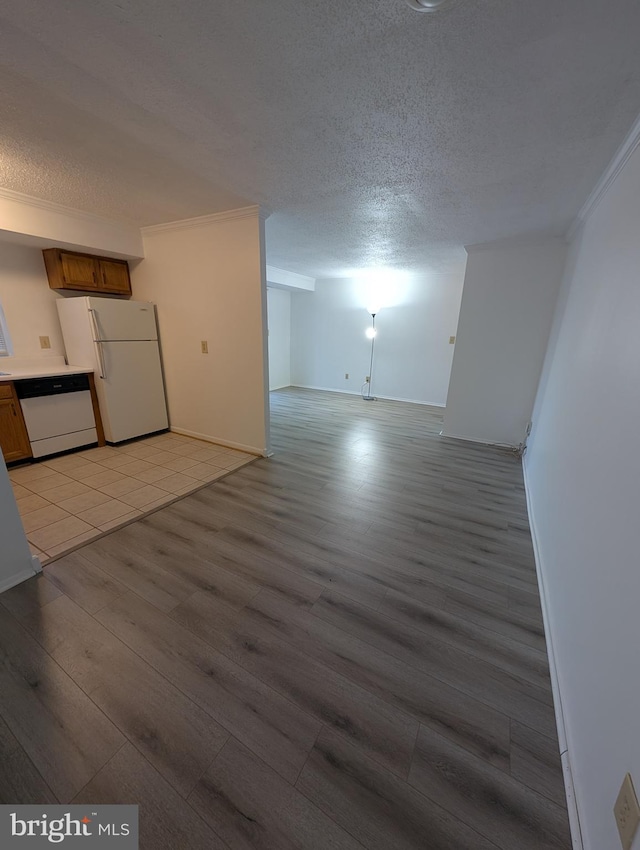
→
(1, 0, 640, 276)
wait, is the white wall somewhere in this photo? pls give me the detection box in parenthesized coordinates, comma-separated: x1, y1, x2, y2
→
(0, 243, 65, 366)
(290, 269, 465, 406)
(131, 208, 270, 455)
(0, 456, 39, 593)
(526, 134, 640, 850)
(267, 287, 291, 390)
(443, 239, 567, 446)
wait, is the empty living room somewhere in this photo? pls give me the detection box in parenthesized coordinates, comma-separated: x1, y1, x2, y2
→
(1, 2, 640, 849)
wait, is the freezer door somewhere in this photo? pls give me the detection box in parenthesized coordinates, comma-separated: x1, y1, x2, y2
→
(88, 297, 158, 341)
(56, 297, 96, 370)
(95, 341, 168, 442)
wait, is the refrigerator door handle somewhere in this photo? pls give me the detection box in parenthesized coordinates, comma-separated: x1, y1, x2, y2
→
(88, 309, 107, 379)
(96, 340, 107, 381)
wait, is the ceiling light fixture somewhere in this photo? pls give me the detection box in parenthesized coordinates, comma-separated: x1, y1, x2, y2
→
(405, 0, 453, 11)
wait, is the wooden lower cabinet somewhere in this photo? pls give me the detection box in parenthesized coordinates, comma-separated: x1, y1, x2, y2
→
(0, 384, 32, 463)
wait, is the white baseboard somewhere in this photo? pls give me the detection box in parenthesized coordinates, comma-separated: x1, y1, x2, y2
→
(289, 384, 446, 408)
(169, 427, 264, 457)
(522, 458, 584, 850)
(0, 561, 41, 595)
(289, 384, 361, 398)
(440, 430, 518, 449)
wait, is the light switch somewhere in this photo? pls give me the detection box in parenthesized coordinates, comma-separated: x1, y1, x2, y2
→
(615, 773, 640, 850)
(449, 336, 456, 344)
(39, 336, 51, 349)
(201, 340, 209, 354)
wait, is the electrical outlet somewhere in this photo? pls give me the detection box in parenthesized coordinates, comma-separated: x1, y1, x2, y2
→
(201, 340, 209, 354)
(39, 335, 51, 349)
(615, 773, 640, 850)
(449, 335, 456, 344)
(365, 376, 370, 383)
(345, 373, 349, 380)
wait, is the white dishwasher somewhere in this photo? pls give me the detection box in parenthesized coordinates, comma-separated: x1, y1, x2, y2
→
(16, 374, 98, 458)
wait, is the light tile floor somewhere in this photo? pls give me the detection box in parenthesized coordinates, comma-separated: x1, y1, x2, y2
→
(9, 432, 255, 564)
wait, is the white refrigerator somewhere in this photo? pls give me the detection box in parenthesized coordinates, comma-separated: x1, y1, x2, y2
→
(57, 297, 169, 443)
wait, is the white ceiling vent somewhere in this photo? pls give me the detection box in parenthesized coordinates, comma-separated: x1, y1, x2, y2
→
(405, 0, 455, 11)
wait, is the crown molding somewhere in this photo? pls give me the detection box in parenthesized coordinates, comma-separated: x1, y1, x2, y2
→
(141, 204, 262, 236)
(266, 265, 315, 291)
(0, 185, 136, 229)
(465, 231, 564, 255)
(567, 112, 640, 242)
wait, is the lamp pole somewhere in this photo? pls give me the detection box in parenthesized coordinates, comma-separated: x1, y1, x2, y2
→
(364, 312, 377, 401)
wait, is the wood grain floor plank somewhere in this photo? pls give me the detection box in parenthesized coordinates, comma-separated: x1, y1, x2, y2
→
(73, 743, 230, 850)
(444, 591, 547, 651)
(169, 588, 420, 779)
(408, 724, 570, 850)
(214, 525, 389, 609)
(23, 594, 229, 797)
(241, 589, 512, 770)
(43, 551, 129, 614)
(510, 721, 567, 806)
(0, 572, 62, 624)
(311, 590, 558, 738)
(164, 528, 326, 607)
(297, 727, 501, 850)
(0, 713, 58, 804)
(223, 512, 449, 608)
(96, 591, 322, 783)
(315, 520, 538, 593)
(312, 523, 515, 608)
(80, 537, 196, 612)
(0, 605, 124, 802)
(100, 512, 263, 610)
(376, 588, 550, 687)
(189, 737, 366, 850)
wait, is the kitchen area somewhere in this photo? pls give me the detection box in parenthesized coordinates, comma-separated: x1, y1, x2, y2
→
(0, 241, 254, 567)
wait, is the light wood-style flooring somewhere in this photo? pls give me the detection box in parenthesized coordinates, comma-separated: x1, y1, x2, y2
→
(0, 387, 570, 849)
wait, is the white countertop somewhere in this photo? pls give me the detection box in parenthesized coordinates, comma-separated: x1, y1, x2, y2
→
(0, 366, 94, 382)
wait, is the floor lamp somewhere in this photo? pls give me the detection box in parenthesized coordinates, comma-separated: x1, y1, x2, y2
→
(364, 311, 377, 401)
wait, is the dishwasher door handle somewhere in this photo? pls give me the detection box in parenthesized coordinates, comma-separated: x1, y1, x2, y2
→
(88, 308, 107, 380)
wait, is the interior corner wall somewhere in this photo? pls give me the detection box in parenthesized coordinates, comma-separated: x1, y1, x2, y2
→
(525, 139, 640, 850)
(442, 239, 567, 446)
(0, 243, 65, 362)
(130, 213, 269, 455)
(267, 287, 291, 390)
(289, 270, 465, 406)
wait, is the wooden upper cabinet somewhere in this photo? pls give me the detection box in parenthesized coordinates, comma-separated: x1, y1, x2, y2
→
(99, 258, 132, 294)
(0, 384, 32, 464)
(59, 251, 99, 289)
(43, 248, 132, 297)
